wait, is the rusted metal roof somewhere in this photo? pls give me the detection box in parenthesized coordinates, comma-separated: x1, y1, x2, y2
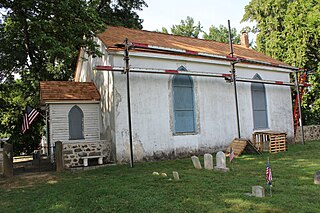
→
(40, 81, 100, 103)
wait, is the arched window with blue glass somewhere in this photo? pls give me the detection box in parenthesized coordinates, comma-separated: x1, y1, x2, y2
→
(172, 66, 195, 133)
(68, 105, 84, 140)
(251, 74, 268, 129)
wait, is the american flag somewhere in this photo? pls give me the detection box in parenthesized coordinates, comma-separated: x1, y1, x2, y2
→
(266, 163, 273, 186)
(229, 147, 234, 162)
(21, 106, 40, 134)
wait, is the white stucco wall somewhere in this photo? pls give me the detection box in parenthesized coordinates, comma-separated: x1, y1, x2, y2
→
(75, 45, 294, 163)
(110, 52, 294, 162)
(75, 40, 116, 160)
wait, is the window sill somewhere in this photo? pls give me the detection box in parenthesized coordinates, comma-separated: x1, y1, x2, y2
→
(173, 132, 198, 136)
(253, 128, 270, 132)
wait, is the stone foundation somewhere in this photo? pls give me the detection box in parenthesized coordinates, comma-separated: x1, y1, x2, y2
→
(296, 125, 320, 142)
(63, 141, 111, 168)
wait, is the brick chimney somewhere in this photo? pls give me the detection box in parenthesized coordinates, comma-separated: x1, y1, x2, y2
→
(241, 31, 250, 48)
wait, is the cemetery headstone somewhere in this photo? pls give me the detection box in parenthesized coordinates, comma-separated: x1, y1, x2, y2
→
(191, 156, 202, 169)
(252, 186, 265, 197)
(314, 171, 320, 184)
(3, 143, 13, 177)
(204, 153, 213, 170)
(173, 171, 180, 180)
(214, 151, 229, 172)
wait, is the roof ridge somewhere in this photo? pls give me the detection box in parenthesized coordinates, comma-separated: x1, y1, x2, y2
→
(107, 25, 240, 48)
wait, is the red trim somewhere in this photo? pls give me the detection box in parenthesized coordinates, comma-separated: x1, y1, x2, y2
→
(226, 55, 238, 61)
(165, 70, 179, 74)
(271, 63, 279, 66)
(185, 50, 198, 55)
(132, 42, 149, 48)
(222, 74, 232, 77)
(95, 66, 113, 70)
(275, 81, 284, 85)
(303, 83, 311, 87)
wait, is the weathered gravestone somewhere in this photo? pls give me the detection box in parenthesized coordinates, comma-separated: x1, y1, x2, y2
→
(214, 151, 229, 172)
(252, 186, 265, 197)
(3, 143, 13, 177)
(204, 153, 213, 170)
(191, 156, 202, 169)
(314, 171, 320, 184)
(173, 171, 180, 180)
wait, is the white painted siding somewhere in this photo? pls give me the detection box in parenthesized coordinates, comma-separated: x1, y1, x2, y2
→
(49, 103, 100, 144)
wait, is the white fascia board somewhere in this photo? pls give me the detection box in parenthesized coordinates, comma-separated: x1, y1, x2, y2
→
(108, 51, 292, 73)
(44, 100, 100, 104)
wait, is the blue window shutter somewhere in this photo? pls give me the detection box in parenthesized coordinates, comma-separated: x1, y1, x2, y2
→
(251, 74, 268, 129)
(173, 74, 195, 133)
(68, 105, 84, 140)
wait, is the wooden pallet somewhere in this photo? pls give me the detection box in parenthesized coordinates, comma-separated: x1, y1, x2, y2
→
(226, 138, 256, 157)
(252, 131, 287, 153)
(269, 134, 287, 153)
(245, 140, 262, 155)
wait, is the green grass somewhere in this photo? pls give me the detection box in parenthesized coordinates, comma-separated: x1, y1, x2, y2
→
(1, 141, 320, 212)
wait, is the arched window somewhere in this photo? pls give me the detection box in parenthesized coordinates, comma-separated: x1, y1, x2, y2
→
(172, 66, 195, 133)
(68, 105, 84, 140)
(251, 74, 268, 129)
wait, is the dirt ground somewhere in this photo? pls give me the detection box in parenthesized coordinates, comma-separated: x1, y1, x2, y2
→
(0, 156, 57, 191)
(0, 171, 58, 191)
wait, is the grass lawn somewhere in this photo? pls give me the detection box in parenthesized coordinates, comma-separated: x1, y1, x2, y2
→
(1, 141, 320, 213)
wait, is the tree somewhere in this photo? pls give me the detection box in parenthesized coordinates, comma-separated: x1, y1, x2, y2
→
(0, 0, 147, 154)
(162, 16, 202, 38)
(160, 18, 242, 44)
(96, 0, 147, 29)
(242, 0, 320, 125)
(0, 79, 43, 155)
(156, 27, 169, 34)
(203, 25, 240, 44)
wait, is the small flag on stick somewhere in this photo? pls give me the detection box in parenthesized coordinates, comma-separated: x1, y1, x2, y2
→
(266, 158, 273, 197)
(229, 147, 234, 162)
(21, 106, 40, 134)
(266, 161, 273, 186)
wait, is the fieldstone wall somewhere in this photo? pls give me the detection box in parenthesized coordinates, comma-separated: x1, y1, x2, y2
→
(296, 125, 320, 142)
(63, 141, 111, 168)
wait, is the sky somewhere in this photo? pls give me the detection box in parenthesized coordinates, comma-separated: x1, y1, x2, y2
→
(137, 0, 255, 39)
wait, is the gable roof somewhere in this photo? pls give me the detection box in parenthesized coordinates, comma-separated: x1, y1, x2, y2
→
(40, 81, 100, 104)
(98, 26, 289, 68)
